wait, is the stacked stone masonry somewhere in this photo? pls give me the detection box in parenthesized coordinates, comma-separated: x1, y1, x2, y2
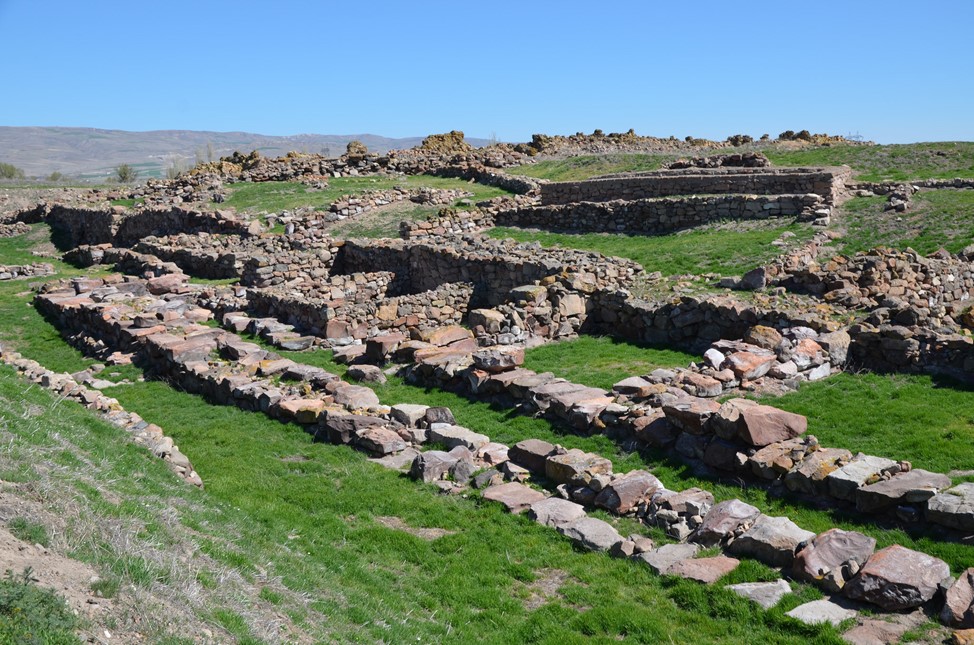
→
(540, 167, 853, 207)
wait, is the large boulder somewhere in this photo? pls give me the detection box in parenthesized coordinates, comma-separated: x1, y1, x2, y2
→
(843, 545, 951, 610)
(709, 398, 807, 447)
(792, 528, 876, 592)
(428, 425, 489, 451)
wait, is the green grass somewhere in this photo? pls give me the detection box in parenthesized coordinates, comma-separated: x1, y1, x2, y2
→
(522, 336, 697, 390)
(219, 175, 510, 215)
(488, 223, 812, 276)
(836, 190, 974, 255)
(510, 154, 675, 181)
(759, 371, 974, 476)
(8, 518, 49, 547)
(109, 197, 145, 208)
(765, 142, 974, 182)
(0, 569, 78, 644)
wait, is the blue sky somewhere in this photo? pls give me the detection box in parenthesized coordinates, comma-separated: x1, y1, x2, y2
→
(1, 0, 971, 143)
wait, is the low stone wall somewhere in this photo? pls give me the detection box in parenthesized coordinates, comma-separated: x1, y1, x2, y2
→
(541, 167, 852, 206)
(40, 203, 257, 249)
(494, 194, 823, 235)
(247, 281, 474, 341)
(0, 262, 55, 280)
(337, 236, 640, 307)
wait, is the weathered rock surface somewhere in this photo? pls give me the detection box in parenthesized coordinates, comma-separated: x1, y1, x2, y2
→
(593, 470, 663, 515)
(482, 482, 546, 513)
(556, 517, 623, 552)
(428, 424, 489, 451)
(944, 568, 974, 628)
(793, 529, 876, 592)
(725, 579, 792, 609)
(527, 497, 586, 528)
(410, 450, 458, 483)
(692, 499, 760, 546)
(508, 438, 559, 473)
(638, 543, 701, 575)
(843, 545, 951, 610)
(667, 555, 739, 584)
(711, 398, 807, 447)
(928, 483, 974, 531)
(727, 514, 815, 567)
(545, 449, 613, 486)
(855, 468, 950, 513)
(785, 598, 857, 626)
(826, 455, 897, 501)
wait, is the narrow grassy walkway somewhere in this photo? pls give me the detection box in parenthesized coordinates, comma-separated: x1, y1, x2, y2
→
(521, 336, 696, 390)
(487, 223, 811, 276)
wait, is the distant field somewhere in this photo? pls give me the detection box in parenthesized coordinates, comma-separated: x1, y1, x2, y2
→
(487, 222, 812, 277)
(509, 142, 974, 183)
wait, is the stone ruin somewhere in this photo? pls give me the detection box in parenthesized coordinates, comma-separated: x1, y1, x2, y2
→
(10, 134, 974, 639)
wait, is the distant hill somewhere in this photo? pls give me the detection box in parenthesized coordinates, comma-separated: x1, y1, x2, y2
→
(0, 127, 491, 179)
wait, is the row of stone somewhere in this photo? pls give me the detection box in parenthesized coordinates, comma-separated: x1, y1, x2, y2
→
(0, 346, 202, 487)
(361, 328, 974, 537)
(328, 186, 473, 218)
(398, 393, 974, 633)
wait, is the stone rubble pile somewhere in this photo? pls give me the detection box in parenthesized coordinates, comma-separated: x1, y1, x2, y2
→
(0, 262, 55, 280)
(327, 186, 473, 219)
(666, 152, 772, 169)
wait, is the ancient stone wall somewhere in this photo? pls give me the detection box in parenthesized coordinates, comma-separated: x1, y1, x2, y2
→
(337, 237, 640, 307)
(540, 167, 852, 206)
(41, 203, 255, 248)
(493, 194, 823, 234)
(247, 281, 474, 341)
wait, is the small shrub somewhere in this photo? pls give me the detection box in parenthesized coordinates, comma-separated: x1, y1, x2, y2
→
(0, 569, 78, 644)
(8, 518, 48, 547)
(115, 164, 138, 183)
(47, 171, 64, 182)
(0, 162, 25, 180)
(90, 576, 120, 599)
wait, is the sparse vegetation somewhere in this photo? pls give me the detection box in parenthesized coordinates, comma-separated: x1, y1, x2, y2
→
(0, 162, 25, 180)
(511, 153, 674, 181)
(8, 518, 49, 547)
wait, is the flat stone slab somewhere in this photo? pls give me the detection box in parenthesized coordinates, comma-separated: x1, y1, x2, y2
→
(826, 455, 896, 501)
(482, 482, 546, 514)
(927, 482, 974, 531)
(786, 598, 857, 627)
(693, 499, 761, 546)
(390, 403, 429, 427)
(557, 517, 623, 552)
(638, 543, 701, 575)
(528, 497, 586, 528)
(841, 613, 925, 645)
(410, 450, 458, 483)
(843, 544, 951, 610)
(662, 398, 721, 434)
(428, 425, 489, 451)
(667, 555, 739, 584)
(369, 447, 421, 471)
(332, 384, 381, 410)
(855, 468, 950, 513)
(728, 514, 815, 567)
(354, 426, 406, 456)
(725, 579, 792, 609)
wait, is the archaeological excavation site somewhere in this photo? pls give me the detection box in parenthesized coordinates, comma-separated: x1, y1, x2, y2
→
(4, 130, 974, 644)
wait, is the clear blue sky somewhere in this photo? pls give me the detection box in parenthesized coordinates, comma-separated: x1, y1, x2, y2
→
(1, 0, 971, 144)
